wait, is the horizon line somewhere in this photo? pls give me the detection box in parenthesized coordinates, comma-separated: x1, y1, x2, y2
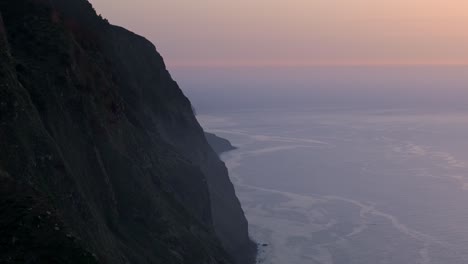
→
(168, 60, 468, 68)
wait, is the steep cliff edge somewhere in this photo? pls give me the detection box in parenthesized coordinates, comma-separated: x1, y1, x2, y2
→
(0, 1, 255, 263)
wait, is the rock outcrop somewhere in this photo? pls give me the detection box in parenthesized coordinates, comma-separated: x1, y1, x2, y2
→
(0, 1, 256, 263)
(205, 132, 237, 155)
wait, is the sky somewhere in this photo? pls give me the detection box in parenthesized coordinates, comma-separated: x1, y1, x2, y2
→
(89, 0, 468, 68)
(88, 0, 468, 112)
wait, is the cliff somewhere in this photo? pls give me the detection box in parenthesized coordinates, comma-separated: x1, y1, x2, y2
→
(0, 1, 256, 263)
(205, 133, 237, 155)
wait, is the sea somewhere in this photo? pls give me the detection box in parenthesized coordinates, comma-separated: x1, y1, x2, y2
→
(198, 108, 468, 264)
(178, 65, 468, 264)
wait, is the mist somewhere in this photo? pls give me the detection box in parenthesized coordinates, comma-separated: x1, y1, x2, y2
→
(175, 65, 468, 113)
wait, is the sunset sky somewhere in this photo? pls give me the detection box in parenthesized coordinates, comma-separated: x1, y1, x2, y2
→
(89, 0, 468, 68)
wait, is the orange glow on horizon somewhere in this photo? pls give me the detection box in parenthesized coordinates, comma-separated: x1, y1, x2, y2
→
(168, 60, 468, 68)
(89, 0, 468, 67)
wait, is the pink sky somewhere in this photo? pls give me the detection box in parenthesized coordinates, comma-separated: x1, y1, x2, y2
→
(89, 0, 468, 68)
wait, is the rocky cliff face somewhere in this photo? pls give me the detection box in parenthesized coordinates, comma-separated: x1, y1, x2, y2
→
(0, 1, 256, 263)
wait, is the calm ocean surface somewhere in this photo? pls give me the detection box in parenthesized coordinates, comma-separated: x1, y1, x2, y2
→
(198, 108, 468, 264)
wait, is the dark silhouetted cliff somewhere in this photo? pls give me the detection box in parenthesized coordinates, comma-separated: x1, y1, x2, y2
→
(0, 1, 256, 263)
(205, 133, 237, 155)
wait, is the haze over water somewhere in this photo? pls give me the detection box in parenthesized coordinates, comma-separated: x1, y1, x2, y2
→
(193, 66, 468, 264)
(179, 66, 468, 113)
